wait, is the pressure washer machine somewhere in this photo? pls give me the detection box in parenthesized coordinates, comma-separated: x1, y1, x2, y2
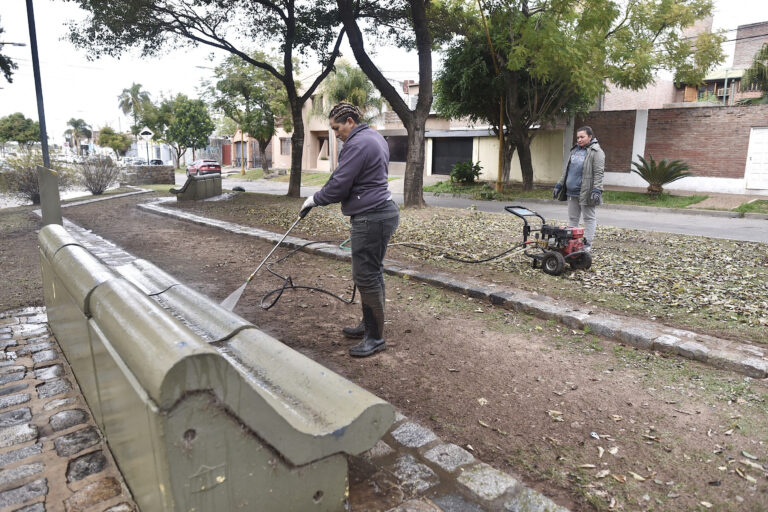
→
(506, 205, 592, 276)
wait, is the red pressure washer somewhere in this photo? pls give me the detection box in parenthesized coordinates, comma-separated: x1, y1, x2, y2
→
(505, 205, 592, 276)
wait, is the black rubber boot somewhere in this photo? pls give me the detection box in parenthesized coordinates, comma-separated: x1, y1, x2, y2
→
(342, 320, 365, 339)
(349, 292, 386, 357)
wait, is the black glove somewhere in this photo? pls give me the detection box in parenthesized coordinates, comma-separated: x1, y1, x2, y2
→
(553, 184, 562, 199)
(590, 189, 602, 204)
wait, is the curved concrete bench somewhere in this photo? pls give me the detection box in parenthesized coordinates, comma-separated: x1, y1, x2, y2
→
(170, 174, 223, 201)
(39, 224, 394, 512)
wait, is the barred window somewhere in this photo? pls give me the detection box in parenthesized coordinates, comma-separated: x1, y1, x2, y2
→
(280, 138, 291, 155)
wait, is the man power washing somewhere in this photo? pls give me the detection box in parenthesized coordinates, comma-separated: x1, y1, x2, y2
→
(553, 126, 605, 252)
(300, 102, 400, 357)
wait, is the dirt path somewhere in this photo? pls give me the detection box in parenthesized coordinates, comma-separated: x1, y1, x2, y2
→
(8, 195, 768, 511)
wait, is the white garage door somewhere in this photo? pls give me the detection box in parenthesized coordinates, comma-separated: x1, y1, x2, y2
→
(745, 127, 768, 189)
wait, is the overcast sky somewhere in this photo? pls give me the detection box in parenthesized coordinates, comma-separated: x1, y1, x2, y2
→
(1, 0, 767, 145)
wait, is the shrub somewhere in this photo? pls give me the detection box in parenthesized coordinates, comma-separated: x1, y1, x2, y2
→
(630, 155, 692, 196)
(80, 155, 121, 195)
(0, 150, 76, 204)
(450, 160, 482, 185)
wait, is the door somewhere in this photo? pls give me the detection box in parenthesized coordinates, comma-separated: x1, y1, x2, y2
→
(745, 127, 768, 189)
(431, 137, 473, 175)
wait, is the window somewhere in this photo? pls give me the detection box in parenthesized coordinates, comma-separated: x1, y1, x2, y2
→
(280, 138, 291, 155)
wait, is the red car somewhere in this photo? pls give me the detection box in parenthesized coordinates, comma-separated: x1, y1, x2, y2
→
(186, 159, 222, 177)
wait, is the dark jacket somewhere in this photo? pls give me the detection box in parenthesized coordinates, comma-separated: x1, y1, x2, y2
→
(313, 124, 391, 216)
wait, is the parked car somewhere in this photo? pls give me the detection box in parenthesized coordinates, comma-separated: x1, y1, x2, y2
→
(186, 159, 222, 177)
(149, 159, 164, 165)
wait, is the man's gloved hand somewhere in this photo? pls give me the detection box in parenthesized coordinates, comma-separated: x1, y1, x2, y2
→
(299, 196, 315, 218)
(590, 189, 602, 204)
(553, 184, 562, 199)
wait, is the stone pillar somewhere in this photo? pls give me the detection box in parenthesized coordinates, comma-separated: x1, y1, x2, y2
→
(37, 165, 62, 226)
(631, 109, 649, 167)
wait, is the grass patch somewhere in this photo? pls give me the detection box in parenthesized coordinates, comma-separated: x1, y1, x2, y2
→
(602, 190, 708, 208)
(272, 172, 330, 186)
(226, 168, 267, 180)
(423, 181, 709, 209)
(733, 199, 768, 214)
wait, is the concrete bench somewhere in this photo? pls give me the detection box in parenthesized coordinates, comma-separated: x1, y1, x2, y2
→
(39, 223, 394, 512)
(170, 174, 223, 201)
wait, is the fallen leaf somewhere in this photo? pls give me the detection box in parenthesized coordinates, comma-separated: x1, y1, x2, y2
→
(611, 415, 623, 422)
(740, 459, 764, 471)
(596, 469, 610, 478)
(611, 474, 626, 483)
(598, 446, 605, 458)
(629, 471, 646, 481)
(579, 464, 596, 469)
(742, 451, 758, 460)
(477, 397, 488, 406)
(700, 502, 713, 509)
(608, 447, 619, 455)
(478, 420, 490, 428)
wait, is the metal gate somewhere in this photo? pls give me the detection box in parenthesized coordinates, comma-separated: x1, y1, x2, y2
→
(431, 137, 473, 175)
(745, 127, 768, 189)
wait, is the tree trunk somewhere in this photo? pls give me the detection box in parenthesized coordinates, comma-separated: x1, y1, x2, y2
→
(502, 139, 515, 183)
(337, 0, 432, 209)
(287, 98, 304, 197)
(515, 139, 534, 191)
(259, 140, 269, 173)
(404, 122, 426, 207)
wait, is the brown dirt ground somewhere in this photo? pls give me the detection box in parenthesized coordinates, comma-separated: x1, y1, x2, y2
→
(2, 194, 767, 512)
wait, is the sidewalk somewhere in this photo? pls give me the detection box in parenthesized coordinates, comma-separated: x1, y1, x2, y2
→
(0, 308, 136, 512)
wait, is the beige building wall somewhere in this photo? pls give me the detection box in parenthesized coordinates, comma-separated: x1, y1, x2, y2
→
(475, 130, 564, 184)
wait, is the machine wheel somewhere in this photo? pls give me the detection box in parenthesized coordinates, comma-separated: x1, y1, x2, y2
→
(570, 252, 593, 270)
(542, 251, 566, 276)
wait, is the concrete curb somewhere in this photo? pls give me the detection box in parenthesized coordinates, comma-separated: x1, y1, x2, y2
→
(139, 198, 768, 380)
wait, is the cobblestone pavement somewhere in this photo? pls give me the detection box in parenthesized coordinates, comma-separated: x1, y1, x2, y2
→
(0, 307, 136, 512)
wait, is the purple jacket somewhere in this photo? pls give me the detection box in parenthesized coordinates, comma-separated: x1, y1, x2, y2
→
(313, 124, 391, 216)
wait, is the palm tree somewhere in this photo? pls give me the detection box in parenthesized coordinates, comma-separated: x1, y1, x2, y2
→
(118, 83, 151, 136)
(740, 43, 768, 105)
(311, 60, 383, 124)
(64, 118, 92, 156)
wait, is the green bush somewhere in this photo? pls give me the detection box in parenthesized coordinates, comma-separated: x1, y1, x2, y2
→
(630, 155, 693, 196)
(450, 160, 482, 185)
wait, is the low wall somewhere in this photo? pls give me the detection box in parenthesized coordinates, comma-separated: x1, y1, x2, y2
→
(38, 224, 394, 512)
(121, 165, 175, 185)
(170, 174, 222, 201)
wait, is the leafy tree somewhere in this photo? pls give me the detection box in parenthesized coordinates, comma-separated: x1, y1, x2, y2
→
(118, 83, 151, 136)
(64, 118, 92, 156)
(741, 43, 768, 105)
(67, 0, 345, 197)
(208, 52, 289, 173)
(336, 0, 435, 208)
(436, 0, 723, 191)
(0, 18, 18, 83)
(0, 150, 76, 204)
(311, 60, 382, 123)
(0, 113, 40, 151)
(165, 94, 215, 164)
(97, 126, 132, 157)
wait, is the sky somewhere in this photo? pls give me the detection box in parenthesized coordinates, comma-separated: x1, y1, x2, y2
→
(1, 0, 767, 145)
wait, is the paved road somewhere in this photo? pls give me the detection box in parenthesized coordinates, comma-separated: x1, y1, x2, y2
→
(178, 174, 768, 243)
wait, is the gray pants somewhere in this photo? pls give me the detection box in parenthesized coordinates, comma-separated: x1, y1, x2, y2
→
(567, 196, 597, 245)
